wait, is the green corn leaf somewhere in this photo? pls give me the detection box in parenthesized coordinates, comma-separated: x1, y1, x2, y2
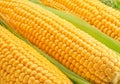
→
(100, 0, 120, 9)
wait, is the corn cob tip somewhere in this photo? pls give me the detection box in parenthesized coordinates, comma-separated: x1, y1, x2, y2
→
(112, 72, 120, 84)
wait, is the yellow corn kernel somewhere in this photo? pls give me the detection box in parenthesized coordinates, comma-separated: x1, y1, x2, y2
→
(0, 25, 72, 84)
(0, 0, 120, 83)
(41, 0, 120, 42)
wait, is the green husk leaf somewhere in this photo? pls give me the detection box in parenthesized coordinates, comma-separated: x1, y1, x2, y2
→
(100, 0, 115, 7)
(30, 0, 120, 54)
(0, 19, 90, 84)
(100, 0, 120, 9)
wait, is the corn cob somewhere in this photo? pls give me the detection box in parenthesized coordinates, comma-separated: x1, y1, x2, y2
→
(41, 0, 120, 42)
(1, 0, 120, 84)
(0, 25, 72, 84)
(35, 3, 120, 54)
(0, 19, 90, 84)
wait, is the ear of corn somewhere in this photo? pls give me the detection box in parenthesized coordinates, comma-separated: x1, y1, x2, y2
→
(1, 0, 120, 84)
(0, 19, 89, 84)
(40, 0, 120, 43)
(30, 0, 120, 54)
(0, 25, 73, 84)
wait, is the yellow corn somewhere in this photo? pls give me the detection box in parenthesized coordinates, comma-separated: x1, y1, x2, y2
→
(41, 0, 120, 42)
(0, 25, 72, 84)
(0, 0, 120, 84)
